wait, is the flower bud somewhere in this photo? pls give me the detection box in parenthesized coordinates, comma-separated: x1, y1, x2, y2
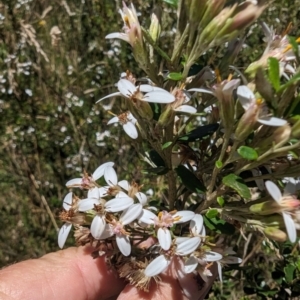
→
(264, 227, 287, 242)
(149, 8, 161, 42)
(157, 105, 175, 128)
(249, 201, 280, 215)
(234, 103, 258, 141)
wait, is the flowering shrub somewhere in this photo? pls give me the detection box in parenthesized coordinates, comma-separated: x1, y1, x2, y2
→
(56, 1, 300, 298)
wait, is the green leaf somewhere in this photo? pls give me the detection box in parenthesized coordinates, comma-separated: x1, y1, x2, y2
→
(279, 71, 300, 92)
(237, 146, 258, 160)
(162, 141, 173, 149)
(268, 57, 280, 92)
(163, 0, 178, 7)
(167, 72, 183, 81)
(288, 36, 300, 62)
(148, 150, 165, 167)
(203, 216, 236, 235)
(222, 174, 251, 199)
(217, 196, 225, 207)
(284, 264, 296, 283)
(178, 124, 219, 142)
(215, 160, 223, 168)
(176, 165, 206, 194)
(205, 209, 219, 219)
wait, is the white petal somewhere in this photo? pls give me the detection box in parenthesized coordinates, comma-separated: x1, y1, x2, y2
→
(116, 191, 129, 197)
(258, 117, 287, 127)
(265, 180, 282, 203)
(282, 212, 297, 243)
(58, 223, 72, 248)
(62, 192, 73, 210)
(139, 84, 165, 93)
(175, 105, 197, 114)
(78, 198, 99, 211)
(135, 192, 148, 206)
(188, 88, 213, 95)
(144, 254, 170, 277)
(118, 180, 130, 190)
(87, 187, 100, 199)
(118, 79, 136, 96)
(116, 235, 131, 256)
(184, 256, 199, 273)
(143, 90, 175, 103)
(107, 116, 119, 125)
(98, 224, 114, 239)
(92, 162, 114, 181)
(66, 178, 82, 187)
(90, 215, 106, 239)
(173, 211, 195, 224)
(175, 237, 190, 244)
(176, 237, 201, 255)
(158, 228, 172, 250)
(96, 92, 122, 104)
(217, 261, 223, 282)
(237, 85, 255, 110)
(123, 122, 138, 139)
(139, 209, 156, 224)
(120, 203, 143, 225)
(105, 32, 130, 44)
(223, 256, 242, 264)
(105, 197, 134, 212)
(104, 166, 118, 186)
(98, 187, 108, 197)
(190, 214, 204, 235)
(204, 251, 223, 262)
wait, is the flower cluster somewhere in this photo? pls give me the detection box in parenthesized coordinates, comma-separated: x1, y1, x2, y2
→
(57, 1, 300, 298)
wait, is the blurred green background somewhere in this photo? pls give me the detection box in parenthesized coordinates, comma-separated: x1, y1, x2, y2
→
(0, 0, 299, 298)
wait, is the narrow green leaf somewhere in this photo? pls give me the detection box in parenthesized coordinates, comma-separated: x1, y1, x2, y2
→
(205, 209, 219, 219)
(217, 196, 225, 207)
(163, 0, 178, 7)
(288, 36, 300, 62)
(162, 141, 173, 149)
(284, 264, 296, 283)
(237, 146, 258, 160)
(204, 216, 236, 235)
(167, 72, 183, 81)
(222, 174, 251, 199)
(176, 165, 206, 194)
(268, 57, 280, 92)
(279, 71, 300, 92)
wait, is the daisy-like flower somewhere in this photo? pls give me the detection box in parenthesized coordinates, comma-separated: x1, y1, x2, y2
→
(246, 22, 299, 77)
(170, 88, 197, 114)
(66, 162, 115, 189)
(77, 187, 134, 239)
(58, 192, 85, 248)
(106, 2, 142, 47)
(140, 210, 195, 250)
(144, 236, 201, 277)
(107, 203, 143, 256)
(96, 79, 175, 104)
(237, 85, 287, 127)
(108, 111, 138, 139)
(265, 180, 300, 243)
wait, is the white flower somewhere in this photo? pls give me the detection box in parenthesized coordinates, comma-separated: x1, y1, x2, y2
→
(78, 187, 134, 239)
(108, 111, 138, 139)
(170, 88, 196, 114)
(109, 203, 143, 256)
(237, 86, 287, 127)
(140, 210, 195, 250)
(66, 162, 115, 189)
(118, 180, 148, 206)
(265, 180, 300, 243)
(105, 3, 142, 47)
(144, 237, 201, 277)
(96, 79, 175, 104)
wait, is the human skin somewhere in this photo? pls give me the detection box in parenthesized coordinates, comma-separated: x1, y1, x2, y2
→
(0, 246, 187, 300)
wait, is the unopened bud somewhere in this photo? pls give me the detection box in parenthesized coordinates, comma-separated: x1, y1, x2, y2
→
(149, 8, 161, 42)
(234, 104, 258, 141)
(249, 201, 280, 215)
(264, 227, 287, 242)
(158, 105, 175, 127)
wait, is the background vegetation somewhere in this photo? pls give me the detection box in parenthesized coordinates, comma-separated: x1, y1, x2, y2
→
(0, 0, 299, 298)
